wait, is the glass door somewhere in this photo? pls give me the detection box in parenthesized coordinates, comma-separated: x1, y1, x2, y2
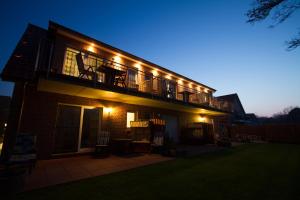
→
(54, 105, 81, 154)
(80, 108, 102, 150)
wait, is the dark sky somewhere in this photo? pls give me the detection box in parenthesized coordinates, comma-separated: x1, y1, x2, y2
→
(0, 0, 299, 116)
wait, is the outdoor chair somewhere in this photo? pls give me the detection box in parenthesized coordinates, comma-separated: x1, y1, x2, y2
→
(75, 53, 98, 82)
(114, 70, 127, 87)
(8, 133, 37, 174)
(151, 134, 164, 154)
(94, 131, 110, 157)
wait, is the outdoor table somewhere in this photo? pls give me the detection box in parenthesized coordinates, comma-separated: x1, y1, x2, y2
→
(131, 141, 151, 153)
(178, 91, 194, 103)
(97, 66, 126, 86)
(111, 138, 133, 155)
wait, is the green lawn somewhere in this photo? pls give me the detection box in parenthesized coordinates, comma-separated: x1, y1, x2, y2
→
(17, 144, 300, 200)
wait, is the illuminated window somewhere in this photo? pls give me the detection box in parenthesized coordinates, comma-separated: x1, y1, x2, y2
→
(63, 47, 105, 82)
(127, 112, 135, 128)
(153, 76, 158, 91)
(128, 68, 138, 88)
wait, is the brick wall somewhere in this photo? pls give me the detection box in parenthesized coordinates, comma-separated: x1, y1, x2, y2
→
(19, 84, 216, 159)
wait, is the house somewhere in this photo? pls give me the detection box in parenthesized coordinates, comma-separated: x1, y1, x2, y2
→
(216, 93, 246, 124)
(1, 21, 230, 159)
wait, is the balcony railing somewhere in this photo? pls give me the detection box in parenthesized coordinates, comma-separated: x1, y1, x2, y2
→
(51, 48, 232, 112)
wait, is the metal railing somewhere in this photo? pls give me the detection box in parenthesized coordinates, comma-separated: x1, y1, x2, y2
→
(56, 48, 232, 112)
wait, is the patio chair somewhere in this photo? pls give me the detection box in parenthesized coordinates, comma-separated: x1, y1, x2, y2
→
(114, 70, 127, 87)
(94, 131, 110, 157)
(151, 133, 164, 154)
(75, 53, 98, 82)
(8, 133, 37, 174)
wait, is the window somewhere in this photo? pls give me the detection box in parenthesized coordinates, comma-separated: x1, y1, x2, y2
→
(63, 47, 105, 82)
(127, 112, 135, 128)
(127, 68, 138, 88)
(153, 77, 158, 91)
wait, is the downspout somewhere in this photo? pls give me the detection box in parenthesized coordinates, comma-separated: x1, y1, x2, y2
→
(16, 81, 27, 133)
(46, 41, 54, 78)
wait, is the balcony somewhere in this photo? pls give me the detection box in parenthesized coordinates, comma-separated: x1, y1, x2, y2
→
(45, 48, 232, 112)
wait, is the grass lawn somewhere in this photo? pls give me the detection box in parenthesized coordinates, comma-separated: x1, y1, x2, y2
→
(17, 144, 300, 200)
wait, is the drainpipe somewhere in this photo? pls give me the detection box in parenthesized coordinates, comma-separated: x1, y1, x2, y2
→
(17, 82, 27, 133)
(46, 41, 54, 78)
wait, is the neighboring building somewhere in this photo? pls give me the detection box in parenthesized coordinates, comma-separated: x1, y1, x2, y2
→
(216, 93, 246, 124)
(245, 113, 259, 125)
(1, 21, 231, 159)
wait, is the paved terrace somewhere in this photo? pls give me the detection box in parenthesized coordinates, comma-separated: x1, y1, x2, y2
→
(24, 154, 173, 191)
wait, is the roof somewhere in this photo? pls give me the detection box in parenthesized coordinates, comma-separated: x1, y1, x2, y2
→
(216, 93, 246, 116)
(1, 21, 216, 92)
(1, 24, 48, 81)
(48, 21, 216, 92)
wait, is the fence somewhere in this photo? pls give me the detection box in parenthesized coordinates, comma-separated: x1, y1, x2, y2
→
(230, 123, 300, 144)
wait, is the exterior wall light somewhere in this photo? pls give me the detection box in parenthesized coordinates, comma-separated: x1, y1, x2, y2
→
(134, 63, 141, 69)
(87, 43, 96, 53)
(113, 55, 121, 63)
(103, 107, 113, 114)
(152, 70, 159, 77)
(199, 116, 206, 122)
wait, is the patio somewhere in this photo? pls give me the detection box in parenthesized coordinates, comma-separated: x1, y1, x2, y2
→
(24, 154, 172, 191)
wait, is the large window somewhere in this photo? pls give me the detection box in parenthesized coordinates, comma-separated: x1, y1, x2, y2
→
(127, 68, 138, 89)
(126, 112, 135, 128)
(63, 47, 105, 82)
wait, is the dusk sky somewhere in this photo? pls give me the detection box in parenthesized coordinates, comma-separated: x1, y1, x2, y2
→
(0, 0, 299, 117)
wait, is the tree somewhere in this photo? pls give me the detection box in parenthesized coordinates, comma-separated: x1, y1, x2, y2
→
(246, 0, 300, 50)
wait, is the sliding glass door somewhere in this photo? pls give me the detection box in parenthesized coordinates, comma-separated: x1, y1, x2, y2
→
(54, 105, 81, 154)
(54, 105, 102, 154)
(80, 108, 101, 149)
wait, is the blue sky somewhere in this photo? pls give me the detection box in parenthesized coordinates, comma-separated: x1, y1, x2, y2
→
(0, 0, 299, 116)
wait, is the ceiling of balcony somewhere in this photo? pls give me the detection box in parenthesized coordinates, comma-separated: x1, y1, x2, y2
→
(37, 78, 227, 116)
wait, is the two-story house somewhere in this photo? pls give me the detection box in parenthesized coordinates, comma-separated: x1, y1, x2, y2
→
(1, 21, 230, 159)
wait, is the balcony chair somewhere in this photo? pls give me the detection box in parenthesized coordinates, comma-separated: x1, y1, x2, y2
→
(75, 53, 98, 82)
(114, 70, 127, 87)
(94, 131, 110, 157)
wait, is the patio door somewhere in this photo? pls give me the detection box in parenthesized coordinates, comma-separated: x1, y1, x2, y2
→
(54, 105, 102, 154)
(80, 108, 102, 150)
(161, 114, 179, 143)
(54, 105, 81, 154)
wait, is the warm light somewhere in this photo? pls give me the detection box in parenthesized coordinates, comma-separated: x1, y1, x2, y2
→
(188, 83, 193, 88)
(204, 88, 209, 93)
(87, 43, 96, 53)
(4, 123, 7, 127)
(199, 116, 206, 122)
(113, 55, 121, 63)
(126, 112, 135, 128)
(103, 107, 113, 114)
(197, 86, 201, 92)
(134, 63, 141, 70)
(152, 69, 159, 76)
(165, 74, 172, 80)
(177, 79, 183, 84)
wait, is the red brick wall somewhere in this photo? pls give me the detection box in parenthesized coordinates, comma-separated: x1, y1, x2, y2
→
(19, 84, 216, 159)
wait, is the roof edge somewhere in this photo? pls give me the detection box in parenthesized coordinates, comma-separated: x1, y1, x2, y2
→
(48, 21, 216, 92)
